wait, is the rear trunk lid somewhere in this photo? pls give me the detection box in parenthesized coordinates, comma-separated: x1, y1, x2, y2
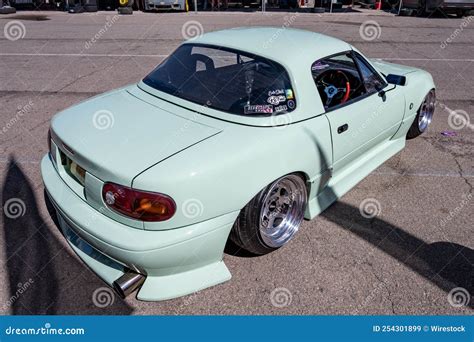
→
(51, 87, 221, 186)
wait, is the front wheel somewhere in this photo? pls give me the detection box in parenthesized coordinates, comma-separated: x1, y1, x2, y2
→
(229, 174, 308, 255)
(407, 89, 435, 139)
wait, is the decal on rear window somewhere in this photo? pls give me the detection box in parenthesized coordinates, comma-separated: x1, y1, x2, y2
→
(244, 104, 274, 115)
(267, 95, 286, 105)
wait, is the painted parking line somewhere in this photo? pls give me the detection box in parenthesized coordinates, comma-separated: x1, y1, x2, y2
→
(1, 158, 472, 178)
(0, 53, 473, 62)
(372, 171, 474, 178)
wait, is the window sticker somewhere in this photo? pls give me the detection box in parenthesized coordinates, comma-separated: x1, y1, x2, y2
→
(244, 104, 274, 115)
(285, 89, 294, 100)
(268, 89, 285, 96)
(275, 104, 288, 113)
(267, 95, 286, 105)
(311, 62, 330, 71)
(287, 100, 295, 110)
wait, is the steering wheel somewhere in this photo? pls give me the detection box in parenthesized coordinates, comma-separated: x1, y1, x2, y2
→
(316, 69, 351, 107)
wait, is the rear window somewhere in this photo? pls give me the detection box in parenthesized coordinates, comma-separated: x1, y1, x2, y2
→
(143, 44, 296, 116)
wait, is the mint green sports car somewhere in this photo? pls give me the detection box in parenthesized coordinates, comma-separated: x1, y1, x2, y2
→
(42, 27, 435, 301)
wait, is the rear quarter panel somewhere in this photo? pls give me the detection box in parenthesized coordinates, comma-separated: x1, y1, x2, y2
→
(133, 116, 332, 230)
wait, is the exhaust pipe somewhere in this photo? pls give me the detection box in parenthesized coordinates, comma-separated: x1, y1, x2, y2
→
(113, 271, 146, 298)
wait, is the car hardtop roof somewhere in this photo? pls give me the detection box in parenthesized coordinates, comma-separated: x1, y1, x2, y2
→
(187, 27, 352, 71)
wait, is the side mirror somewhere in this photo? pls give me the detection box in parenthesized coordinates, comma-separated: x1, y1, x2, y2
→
(385, 74, 407, 86)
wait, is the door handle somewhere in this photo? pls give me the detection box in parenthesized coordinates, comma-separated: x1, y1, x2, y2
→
(337, 124, 349, 134)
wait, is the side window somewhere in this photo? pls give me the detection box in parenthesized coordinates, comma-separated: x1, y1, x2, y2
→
(311, 53, 367, 110)
(353, 53, 387, 94)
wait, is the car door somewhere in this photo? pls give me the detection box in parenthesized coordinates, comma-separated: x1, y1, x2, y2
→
(311, 51, 404, 173)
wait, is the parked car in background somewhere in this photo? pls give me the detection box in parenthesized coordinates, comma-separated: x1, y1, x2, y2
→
(143, 0, 187, 11)
(402, 0, 473, 16)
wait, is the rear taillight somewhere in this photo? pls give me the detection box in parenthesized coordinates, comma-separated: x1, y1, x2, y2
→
(102, 182, 176, 222)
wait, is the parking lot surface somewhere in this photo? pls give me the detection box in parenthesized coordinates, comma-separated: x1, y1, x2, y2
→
(0, 9, 472, 315)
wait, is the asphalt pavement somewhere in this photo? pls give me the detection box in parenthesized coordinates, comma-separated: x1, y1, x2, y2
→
(0, 8, 472, 315)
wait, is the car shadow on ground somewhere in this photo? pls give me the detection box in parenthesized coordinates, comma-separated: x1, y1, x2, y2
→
(320, 201, 473, 309)
(227, 141, 473, 309)
(315, 139, 473, 309)
(2, 154, 472, 312)
(1, 157, 133, 314)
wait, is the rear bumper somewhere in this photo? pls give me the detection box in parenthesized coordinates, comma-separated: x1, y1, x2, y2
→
(41, 154, 238, 300)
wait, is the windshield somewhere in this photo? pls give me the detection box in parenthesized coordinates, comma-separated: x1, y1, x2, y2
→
(143, 44, 296, 116)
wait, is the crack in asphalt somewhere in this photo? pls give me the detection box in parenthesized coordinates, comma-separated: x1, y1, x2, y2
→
(452, 156, 474, 195)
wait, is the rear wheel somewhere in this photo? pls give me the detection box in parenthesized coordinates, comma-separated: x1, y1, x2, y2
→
(407, 89, 435, 139)
(230, 174, 308, 255)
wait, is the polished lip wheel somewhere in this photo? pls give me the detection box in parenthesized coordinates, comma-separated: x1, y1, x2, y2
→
(259, 175, 307, 248)
(418, 90, 435, 132)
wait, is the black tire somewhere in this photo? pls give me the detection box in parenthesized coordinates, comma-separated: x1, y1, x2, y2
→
(407, 89, 436, 139)
(229, 174, 308, 255)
